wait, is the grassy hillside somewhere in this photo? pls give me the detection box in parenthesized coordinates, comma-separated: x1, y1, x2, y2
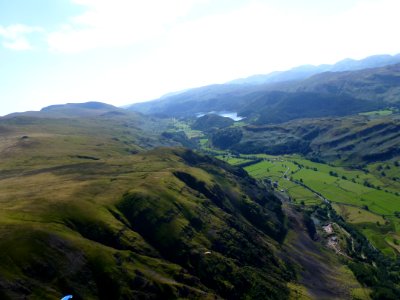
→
(192, 114, 234, 132)
(282, 63, 400, 104)
(0, 113, 295, 299)
(238, 91, 380, 124)
(128, 60, 400, 125)
(2, 102, 399, 299)
(128, 84, 255, 117)
(209, 114, 400, 165)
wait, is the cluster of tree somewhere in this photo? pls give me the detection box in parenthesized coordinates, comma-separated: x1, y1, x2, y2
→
(211, 127, 243, 149)
(329, 171, 338, 177)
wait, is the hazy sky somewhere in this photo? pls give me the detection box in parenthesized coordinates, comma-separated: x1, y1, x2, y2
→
(0, 0, 399, 116)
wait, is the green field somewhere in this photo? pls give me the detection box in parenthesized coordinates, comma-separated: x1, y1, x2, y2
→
(359, 109, 394, 116)
(291, 169, 400, 215)
(332, 203, 385, 224)
(242, 155, 400, 216)
(219, 152, 400, 256)
(244, 159, 297, 180)
(216, 155, 254, 166)
(168, 119, 204, 138)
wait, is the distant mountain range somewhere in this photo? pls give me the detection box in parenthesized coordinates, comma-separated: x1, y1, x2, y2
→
(273, 63, 400, 103)
(128, 54, 400, 124)
(229, 54, 400, 85)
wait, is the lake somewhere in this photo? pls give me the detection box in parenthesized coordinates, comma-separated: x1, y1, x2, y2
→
(196, 111, 244, 121)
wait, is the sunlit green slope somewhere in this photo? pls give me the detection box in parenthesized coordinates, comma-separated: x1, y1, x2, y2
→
(0, 112, 291, 299)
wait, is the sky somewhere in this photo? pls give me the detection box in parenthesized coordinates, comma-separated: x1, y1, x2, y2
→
(0, 0, 399, 116)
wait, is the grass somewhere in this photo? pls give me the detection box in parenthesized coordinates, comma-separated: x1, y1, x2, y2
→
(332, 203, 385, 224)
(168, 119, 204, 138)
(199, 138, 209, 147)
(232, 121, 246, 127)
(359, 223, 397, 258)
(244, 160, 298, 179)
(216, 155, 254, 166)
(2, 111, 398, 297)
(359, 109, 394, 116)
(366, 161, 400, 193)
(287, 282, 312, 300)
(337, 265, 372, 300)
(351, 288, 372, 300)
(0, 117, 202, 298)
(218, 151, 400, 256)
(285, 184, 321, 205)
(0, 115, 294, 299)
(331, 202, 398, 256)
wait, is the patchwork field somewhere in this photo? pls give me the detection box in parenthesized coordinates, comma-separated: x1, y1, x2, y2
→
(218, 153, 400, 256)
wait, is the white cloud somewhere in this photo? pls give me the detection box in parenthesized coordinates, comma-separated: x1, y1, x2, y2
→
(3, 38, 33, 50)
(0, 24, 42, 50)
(40, 0, 400, 106)
(5, 0, 399, 117)
(141, 0, 400, 84)
(48, 0, 210, 53)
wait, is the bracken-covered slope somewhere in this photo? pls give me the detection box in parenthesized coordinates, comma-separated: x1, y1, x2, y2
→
(0, 113, 292, 299)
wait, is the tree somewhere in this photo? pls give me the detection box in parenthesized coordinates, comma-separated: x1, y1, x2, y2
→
(329, 171, 338, 177)
(211, 127, 243, 149)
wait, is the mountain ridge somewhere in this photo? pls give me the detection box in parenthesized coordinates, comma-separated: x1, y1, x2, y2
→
(128, 53, 400, 116)
(128, 61, 400, 124)
(229, 53, 400, 85)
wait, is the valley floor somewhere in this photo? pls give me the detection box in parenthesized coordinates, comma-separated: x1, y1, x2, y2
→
(215, 153, 400, 258)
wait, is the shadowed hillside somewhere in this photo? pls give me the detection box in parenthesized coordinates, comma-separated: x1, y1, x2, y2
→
(279, 63, 400, 104)
(209, 114, 400, 165)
